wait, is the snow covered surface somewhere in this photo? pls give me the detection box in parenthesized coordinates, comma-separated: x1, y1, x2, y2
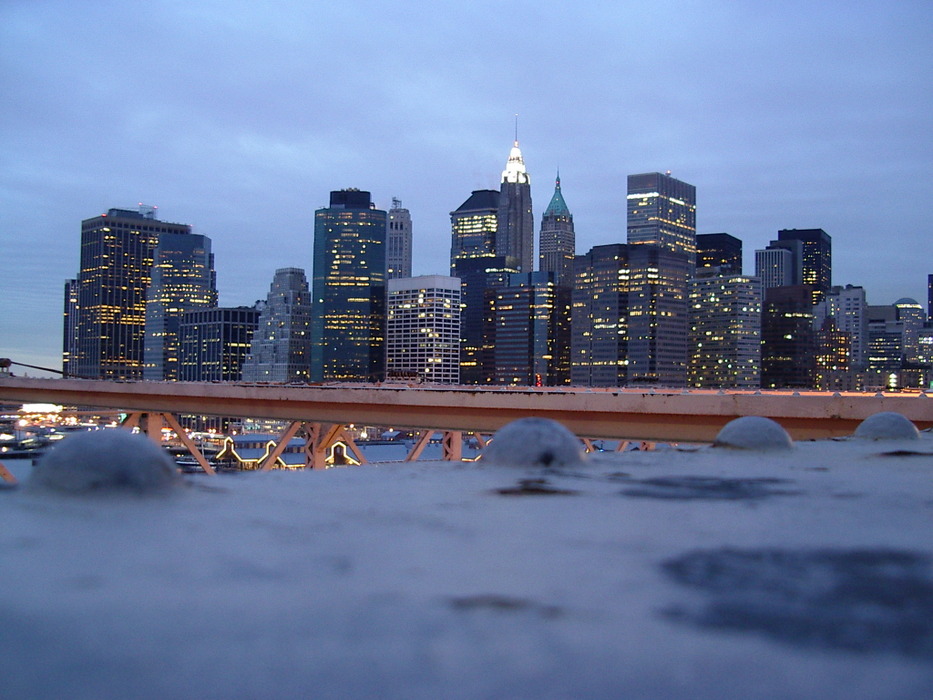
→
(3, 426, 933, 699)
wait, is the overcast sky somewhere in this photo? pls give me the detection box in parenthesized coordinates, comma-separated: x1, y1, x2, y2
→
(2, 0, 931, 375)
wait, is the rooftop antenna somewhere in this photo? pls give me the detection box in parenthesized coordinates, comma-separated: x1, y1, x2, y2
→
(514, 113, 519, 144)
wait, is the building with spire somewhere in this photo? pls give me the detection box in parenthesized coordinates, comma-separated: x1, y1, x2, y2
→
(496, 139, 534, 273)
(538, 172, 575, 288)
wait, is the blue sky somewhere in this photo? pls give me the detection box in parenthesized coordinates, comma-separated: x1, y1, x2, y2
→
(2, 0, 931, 374)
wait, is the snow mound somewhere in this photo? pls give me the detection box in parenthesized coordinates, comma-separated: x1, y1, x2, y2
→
(481, 417, 586, 468)
(29, 429, 181, 494)
(853, 412, 920, 440)
(713, 416, 793, 451)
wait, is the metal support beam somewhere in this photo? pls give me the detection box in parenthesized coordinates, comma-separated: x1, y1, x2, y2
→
(160, 412, 216, 476)
(260, 420, 305, 472)
(5, 378, 933, 445)
(123, 411, 217, 475)
(441, 431, 462, 461)
(0, 461, 16, 485)
(405, 430, 434, 462)
(310, 424, 344, 470)
(257, 422, 369, 470)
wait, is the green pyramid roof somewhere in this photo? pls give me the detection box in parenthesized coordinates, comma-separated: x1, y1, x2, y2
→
(543, 173, 571, 218)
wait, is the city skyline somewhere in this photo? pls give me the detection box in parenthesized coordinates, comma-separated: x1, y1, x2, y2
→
(2, 1, 932, 374)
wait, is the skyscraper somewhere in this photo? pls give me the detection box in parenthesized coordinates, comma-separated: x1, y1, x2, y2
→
(571, 244, 630, 387)
(696, 233, 742, 275)
(496, 139, 534, 273)
(143, 231, 217, 381)
(386, 275, 461, 384)
(777, 228, 832, 304)
(450, 189, 499, 267)
(180, 306, 260, 382)
(62, 279, 78, 376)
(491, 271, 570, 386)
(386, 198, 412, 279)
(755, 245, 797, 289)
(813, 285, 868, 371)
(761, 285, 817, 388)
(451, 254, 519, 384)
(894, 298, 926, 364)
(928, 273, 932, 320)
(69, 206, 190, 380)
(814, 317, 853, 391)
(241, 268, 313, 382)
(627, 172, 697, 261)
(688, 271, 761, 389)
(311, 189, 387, 382)
(626, 172, 697, 387)
(450, 189, 518, 384)
(538, 172, 575, 288)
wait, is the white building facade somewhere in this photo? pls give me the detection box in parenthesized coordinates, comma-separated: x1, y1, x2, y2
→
(386, 275, 461, 384)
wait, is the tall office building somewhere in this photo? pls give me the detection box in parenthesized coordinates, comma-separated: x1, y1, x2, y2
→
(242, 268, 313, 382)
(311, 189, 387, 382)
(866, 305, 904, 387)
(688, 271, 761, 389)
(386, 275, 461, 384)
(626, 172, 696, 387)
(696, 233, 742, 274)
(928, 274, 932, 320)
(571, 244, 630, 387)
(814, 317, 854, 391)
(813, 285, 868, 371)
(538, 172, 575, 288)
(496, 139, 534, 273)
(450, 189, 518, 384)
(143, 231, 217, 381)
(894, 298, 926, 364)
(491, 271, 570, 386)
(761, 285, 817, 388)
(69, 206, 190, 380)
(62, 279, 78, 376)
(450, 189, 499, 266)
(777, 228, 831, 304)
(755, 246, 797, 289)
(627, 172, 697, 260)
(386, 198, 412, 279)
(451, 254, 519, 384)
(918, 327, 933, 367)
(180, 306, 260, 382)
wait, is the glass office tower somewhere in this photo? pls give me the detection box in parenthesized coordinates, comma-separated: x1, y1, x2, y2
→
(311, 189, 387, 382)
